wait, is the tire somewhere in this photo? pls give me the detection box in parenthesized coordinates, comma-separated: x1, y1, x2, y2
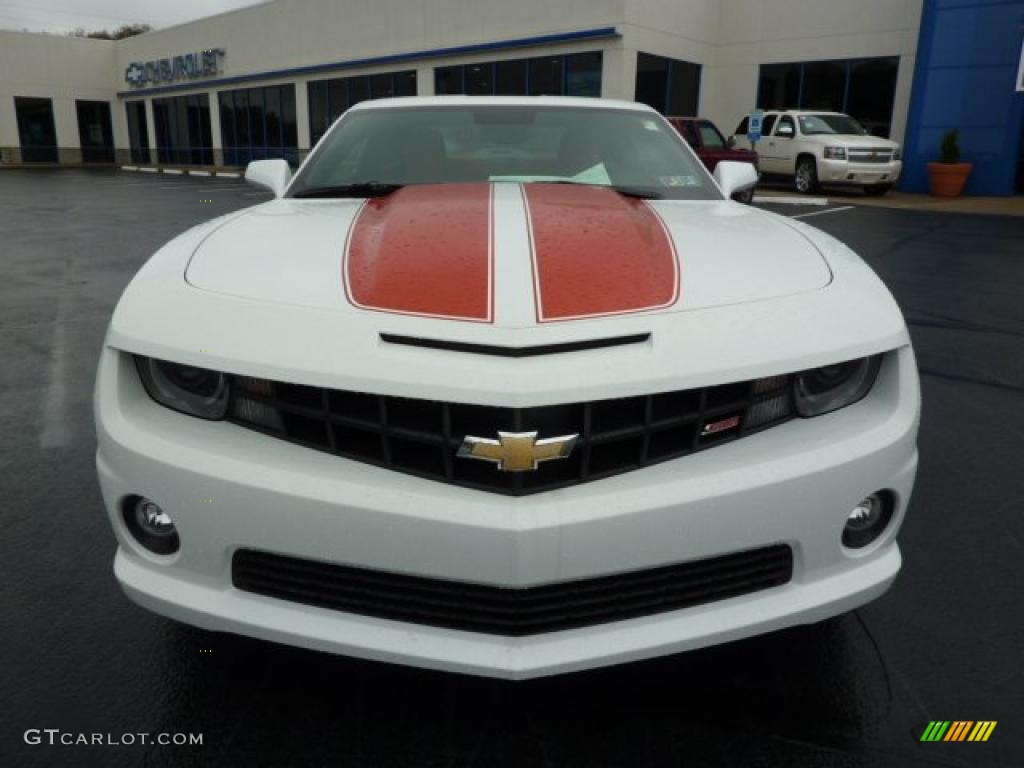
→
(794, 157, 820, 194)
(732, 187, 755, 204)
(863, 184, 892, 196)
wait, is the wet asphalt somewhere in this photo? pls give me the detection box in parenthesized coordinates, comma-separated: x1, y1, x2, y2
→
(1, 170, 1022, 768)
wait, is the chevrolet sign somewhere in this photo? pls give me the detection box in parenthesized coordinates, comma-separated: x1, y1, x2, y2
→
(125, 49, 224, 88)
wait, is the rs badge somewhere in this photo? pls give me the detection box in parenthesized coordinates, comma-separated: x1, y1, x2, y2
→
(458, 431, 578, 472)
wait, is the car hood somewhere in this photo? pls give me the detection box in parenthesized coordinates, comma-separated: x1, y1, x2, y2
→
(805, 134, 898, 149)
(185, 183, 831, 329)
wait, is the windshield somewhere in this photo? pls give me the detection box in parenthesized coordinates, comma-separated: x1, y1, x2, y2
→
(698, 121, 726, 149)
(288, 105, 721, 201)
(798, 114, 868, 136)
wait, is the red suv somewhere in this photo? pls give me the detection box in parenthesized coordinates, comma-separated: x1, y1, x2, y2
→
(667, 117, 759, 203)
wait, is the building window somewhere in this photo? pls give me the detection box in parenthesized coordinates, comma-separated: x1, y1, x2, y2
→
(433, 52, 603, 97)
(757, 64, 800, 112)
(307, 70, 417, 146)
(75, 100, 115, 163)
(464, 63, 493, 95)
(801, 60, 846, 112)
(634, 53, 702, 115)
(757, 57, 899, 137)
(566, 51, 602, 97)
(218, 84, 298, 166)
(125, 101, 150, 164)
(529, 56, 564, 96)
(349, 76, 370, 106)
(14, 97, 58, 163)
(152, 94, 213, 165)
(495, 59, 527, 95)
(435, 66, 463, 95)
(846, 58, 900, 138)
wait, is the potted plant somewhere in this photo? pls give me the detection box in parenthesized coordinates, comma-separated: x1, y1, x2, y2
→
(927, 129, 972, 197)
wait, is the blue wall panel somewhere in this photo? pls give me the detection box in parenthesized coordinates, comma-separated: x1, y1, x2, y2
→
(902, 0, 1024, 195)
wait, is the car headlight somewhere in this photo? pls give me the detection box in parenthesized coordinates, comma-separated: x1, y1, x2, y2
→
(823, 146, 846, 160)
(893, 146, 902, 161)
(135, 356, 229, 420)
(793, 356, 882, 417)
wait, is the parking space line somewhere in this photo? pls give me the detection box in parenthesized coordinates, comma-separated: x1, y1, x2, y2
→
(791, 205, 855, 219)
(753, 195, 828, 206)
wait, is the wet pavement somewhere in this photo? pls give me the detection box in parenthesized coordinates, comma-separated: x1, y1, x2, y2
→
(1, 170, 1022, 767)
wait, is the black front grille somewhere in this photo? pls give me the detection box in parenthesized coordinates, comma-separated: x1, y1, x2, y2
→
(232, 545, 794, 636)
(226, 373, 794, 496)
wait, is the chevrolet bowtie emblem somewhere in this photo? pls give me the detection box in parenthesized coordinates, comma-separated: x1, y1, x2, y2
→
(457, 431, 579, 472)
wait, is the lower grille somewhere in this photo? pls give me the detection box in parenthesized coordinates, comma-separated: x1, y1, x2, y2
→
(232, 545, 794, 636)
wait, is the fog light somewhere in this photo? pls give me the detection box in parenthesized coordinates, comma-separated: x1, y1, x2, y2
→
(136, 499, 173, 534)
(842, 492, 893, 549)
(123, 496, 180, 555)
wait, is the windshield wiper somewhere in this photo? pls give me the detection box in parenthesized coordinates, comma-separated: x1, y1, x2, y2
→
(539, 180, 663, 200)
(291, 182, 404, 199)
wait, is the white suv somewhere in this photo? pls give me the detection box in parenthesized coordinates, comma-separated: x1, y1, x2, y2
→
(731, 111, 901, 195)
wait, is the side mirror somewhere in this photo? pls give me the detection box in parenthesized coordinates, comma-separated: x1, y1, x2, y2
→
(714, 161, 759, 200)
(244, 159, 292, 197)
(726, 135, 736, 149)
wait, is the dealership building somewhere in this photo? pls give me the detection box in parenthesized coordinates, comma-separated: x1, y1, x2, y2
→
(0, 0, 1022, 195)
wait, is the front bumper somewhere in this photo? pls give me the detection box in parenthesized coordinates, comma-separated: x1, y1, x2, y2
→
(819, 158, 902, 186)
(95, 346, 919, 679)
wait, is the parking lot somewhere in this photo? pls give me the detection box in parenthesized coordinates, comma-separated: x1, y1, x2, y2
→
(1, 169, 1022, 767)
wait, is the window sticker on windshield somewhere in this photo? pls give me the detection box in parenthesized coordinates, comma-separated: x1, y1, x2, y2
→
(643, 120, 661, 131)
(571, 163, 612, 185)
(489, 163, 611, 186)
(660, 175, 700, 187)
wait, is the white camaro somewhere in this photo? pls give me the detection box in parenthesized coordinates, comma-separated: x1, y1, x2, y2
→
(95, 96, 920, 679)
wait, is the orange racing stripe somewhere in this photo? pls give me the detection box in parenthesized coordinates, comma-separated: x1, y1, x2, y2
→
(344, 183, 493, 322)
(522, 183, 678, 322)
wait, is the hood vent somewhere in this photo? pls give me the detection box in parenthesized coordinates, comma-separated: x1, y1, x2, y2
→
(379, 333, 651, 357)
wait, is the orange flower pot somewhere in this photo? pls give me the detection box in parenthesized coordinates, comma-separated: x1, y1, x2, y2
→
(927, 162, 972, 197)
